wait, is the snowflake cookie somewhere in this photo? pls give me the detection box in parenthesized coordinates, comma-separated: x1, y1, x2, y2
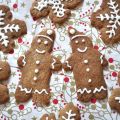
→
(0, 60, 11, 104)
(109, 88, 120, 113)
(59, 103, 81, 120)
(91, 0, 120, 45)
(0, 5, 27, 53)
(40, 113, 56, 120)
(30, 0, 83, 24)
(63, 28, 108, 102)
(15, 29, 62, 106)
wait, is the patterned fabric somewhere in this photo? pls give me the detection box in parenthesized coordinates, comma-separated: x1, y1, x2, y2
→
(0, 0, 120, 120)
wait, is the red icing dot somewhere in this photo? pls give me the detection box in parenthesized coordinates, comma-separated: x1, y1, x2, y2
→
(9, 49, 14, 54)
(19, 104, 24, 110)
(53, 99, 58, 104)
(91, 98, 96, 104)
(18, 37, 23, 43)
(108, 58, 113, 63)
(64, 77, 69, 83)
(94, 45, 99, 50)
(13, 3, 18, 9)
(112, 72, 117, 77)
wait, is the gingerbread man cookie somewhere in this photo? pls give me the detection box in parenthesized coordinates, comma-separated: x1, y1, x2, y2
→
(0, 5, 27, 53)
(109, 88, 120, 113)
(59, 103, 81, 120)
(30, 0, 83, 24)
(40, 113, 56, 120)
(0, 60, 11, 104)
(63, 28, 108, 102)
(91, 0, 120, 45)
(15, 29, 62, 106)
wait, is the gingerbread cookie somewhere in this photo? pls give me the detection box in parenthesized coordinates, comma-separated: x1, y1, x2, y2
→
(0, 61, 11, 104)
(91, 0, 120, 45)
(109, 88, 120, 113)
(15, 29, 62, 106)
(30, 0, 83, 24)
(59, 103, 80, 120)
(63, 28, 108, 102)
(0, 5, 27, 53)
(40, 113, 56, 120)
(118, 72, 120, 85)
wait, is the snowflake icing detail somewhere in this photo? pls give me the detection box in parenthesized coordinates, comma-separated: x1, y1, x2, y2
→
(97, 0, 120, 38)
(0, 10, 20, 47)
(34, 0, 65, 17)
(62, 110, 76, 120)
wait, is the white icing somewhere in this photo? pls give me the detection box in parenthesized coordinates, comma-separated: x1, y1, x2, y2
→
(0, 23, 20, 47)
(36, 60, 40, 64)
(115, 97, 120, 103)
(37, 39, 41, 43)
(47, 29, 53, 35)
(100, 55, 104, 64)
(0, 10, 5, 25)
(84, 59, 88, 64)
(35, 69, 39, 73)
(71, 34, 87, 41)
(37, 35, 53, 42)
(21, 55, 26, 66)
(75, 40, 79, 44)
(33, 76, 37, 81)
(44, 40, 48, 45)
(82, 39, 85, 43)
(93, 86, 107, 93)
(34, 89, 48, 94)
(18, 85, 32, 94)
(77, 47, 88, 53)
(34, 0, 65, 17)
(36, 49, 46, 54)
(51, 58, 56, 69)
(77, 88, 91, 94)
(0, 68, 2, 70)
(69, 28, 76, 34)
(88, 79, 92, 83)
(62, 110, 76, 120)
(86, 68, 90, 72)
(97, 0, 120, 38)
(77, 86, 107, 94)
(65, 61, 72, 69)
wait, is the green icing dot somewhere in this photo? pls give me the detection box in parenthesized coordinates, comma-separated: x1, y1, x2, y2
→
(89, 114, 94, 119)
(102, 104, 107, 109)
(91, 104, 96, 110)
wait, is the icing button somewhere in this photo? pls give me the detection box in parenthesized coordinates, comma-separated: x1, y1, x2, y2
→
(33, 76, 37, 81)
(88, 79, 92, 83)
(36, 60, 40, 65)
(86, 68, 90, 72)
(35, 69, 39, 73)
(84, 60, 88, 64)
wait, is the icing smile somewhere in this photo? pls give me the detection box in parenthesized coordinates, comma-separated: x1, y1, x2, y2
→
(36, 49, 46, 54)
(77, 47, 88, 53)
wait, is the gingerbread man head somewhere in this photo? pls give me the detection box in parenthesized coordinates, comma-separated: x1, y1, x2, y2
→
(68, 28, 93, 53)
(31, 29, 55, 54)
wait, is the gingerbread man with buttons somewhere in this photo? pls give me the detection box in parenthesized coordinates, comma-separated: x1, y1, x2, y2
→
(0, 61, 11, 104)
(63, 28, 108, 102)
(15, 29, 62, 106)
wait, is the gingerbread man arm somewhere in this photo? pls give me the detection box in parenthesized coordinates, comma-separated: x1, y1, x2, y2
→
(17, 50, 31, 68)
(100, 54, 108, 68)
(50, 56, 62, 71)
(63, 54, 74, 71)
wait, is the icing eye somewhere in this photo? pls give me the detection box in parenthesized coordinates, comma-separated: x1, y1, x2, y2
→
(47, 29, 53, 35)
(75, 40, 79, 44)
(44, 41, 48, 45)
(82, 39, 85, 43)
(0, 68, 2, 71)
(37, 39, 41, 43)
(69, 28, 76, 35)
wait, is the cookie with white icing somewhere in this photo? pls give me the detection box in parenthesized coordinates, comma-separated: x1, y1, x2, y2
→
(15, 29, 62, 106)
(40, 113, 56, 120)
(109, 88, 120, 113)
(91, 0, 120, 45)
(63, 28, 108, 102)
(59, 103, 81, 120)
(30, 0, 83, 24)
(0, 61, 11, 104)
(0, 5, 27, 53)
